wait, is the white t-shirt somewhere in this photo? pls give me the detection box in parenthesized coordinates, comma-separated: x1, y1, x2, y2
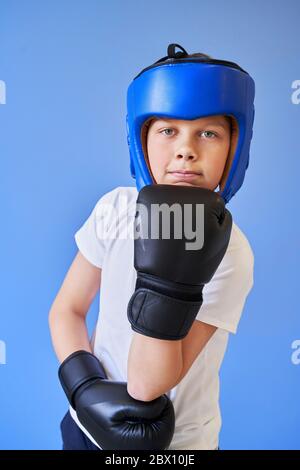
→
(69, 186, 254, 450)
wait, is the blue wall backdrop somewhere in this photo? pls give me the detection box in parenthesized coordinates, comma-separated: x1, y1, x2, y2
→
(0, 0, 299, 450)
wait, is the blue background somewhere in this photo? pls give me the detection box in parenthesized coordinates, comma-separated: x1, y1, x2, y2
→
(1, 0, 299, 450)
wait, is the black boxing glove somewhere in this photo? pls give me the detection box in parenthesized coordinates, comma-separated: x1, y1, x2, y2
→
(127, 184, 232, 341)
(58, 350, 175, 450)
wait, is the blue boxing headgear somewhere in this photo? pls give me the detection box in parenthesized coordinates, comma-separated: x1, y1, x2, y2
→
(126, 43, 255, 204)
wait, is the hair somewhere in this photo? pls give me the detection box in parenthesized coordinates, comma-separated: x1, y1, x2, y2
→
(185, 52, 213, 59)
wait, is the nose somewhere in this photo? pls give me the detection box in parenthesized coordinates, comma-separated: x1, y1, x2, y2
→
(174, 132, 201, 162)
(176, 146, 199, 161)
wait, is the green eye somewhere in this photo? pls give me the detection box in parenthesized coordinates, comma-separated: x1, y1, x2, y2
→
(202, 131, 216, 138)
(160, 129, 217, 138)
(161, 128, 173, 135)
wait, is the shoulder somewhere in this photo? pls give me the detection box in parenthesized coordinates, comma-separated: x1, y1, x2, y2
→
(94, 186, 138, 210)
(228, 221, 254, 268)
(92, 186, 138, 236)
(220, 220, 254, 289)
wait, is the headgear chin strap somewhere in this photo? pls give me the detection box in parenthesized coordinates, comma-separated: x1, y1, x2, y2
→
(126, 43, 255, 204)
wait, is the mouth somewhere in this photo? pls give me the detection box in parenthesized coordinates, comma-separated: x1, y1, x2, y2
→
(168, 170, 203, 181)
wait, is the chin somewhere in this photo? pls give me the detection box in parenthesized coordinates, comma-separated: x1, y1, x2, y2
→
(172, 181, 199, 187)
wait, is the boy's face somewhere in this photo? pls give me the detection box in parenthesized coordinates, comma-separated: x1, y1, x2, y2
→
(145, 115, 231, 190)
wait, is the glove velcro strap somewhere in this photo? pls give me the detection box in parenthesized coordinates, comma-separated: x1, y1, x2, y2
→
(58, 350, 107, 409)
(127, 288, 202, 340)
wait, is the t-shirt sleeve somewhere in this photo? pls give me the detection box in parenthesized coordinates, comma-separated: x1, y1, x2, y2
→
(195, 225, 254, 334)
(74, 197, 107, 269)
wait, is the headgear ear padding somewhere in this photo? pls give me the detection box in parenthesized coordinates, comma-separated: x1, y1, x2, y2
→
(140, 117, 156, 180)
(126, 43, 255, 204)
(219, 115, 239, 193)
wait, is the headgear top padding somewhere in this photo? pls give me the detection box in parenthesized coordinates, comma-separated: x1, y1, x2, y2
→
(126, 43, 255, 204)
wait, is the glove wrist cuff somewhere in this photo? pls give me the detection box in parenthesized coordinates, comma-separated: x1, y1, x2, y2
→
(127, 288, 202, 340)
(58, 350, 106, 409)
(136, 272, 204, 301)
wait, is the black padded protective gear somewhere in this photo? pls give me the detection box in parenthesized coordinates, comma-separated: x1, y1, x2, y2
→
(58, 350, 175, 450)
(127, 184, 232, 340)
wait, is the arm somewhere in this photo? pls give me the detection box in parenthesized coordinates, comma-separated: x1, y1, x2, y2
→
(127, 333, 183, 401)
(127, 320, 217, 402)
(48, 251, 101, 363)
(50, 251, 175, 450)
(177, 320, 217, 383)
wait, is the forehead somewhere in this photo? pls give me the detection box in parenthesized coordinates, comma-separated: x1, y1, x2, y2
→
(149, 115, 229, 129)
(152, 115, 228, 126)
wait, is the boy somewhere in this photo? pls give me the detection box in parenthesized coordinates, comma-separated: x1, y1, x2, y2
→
(49, 43, 255, 450)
